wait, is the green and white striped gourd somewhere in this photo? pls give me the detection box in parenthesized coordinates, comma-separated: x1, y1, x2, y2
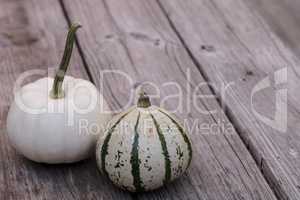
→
(96, 93, 192, 192)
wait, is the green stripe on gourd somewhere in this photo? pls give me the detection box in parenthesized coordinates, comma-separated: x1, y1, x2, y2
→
(158, 109, 193, 169)
(150, 113, 172, 184)
(130, 112, 145, 192)
(101, 110, 133, 177)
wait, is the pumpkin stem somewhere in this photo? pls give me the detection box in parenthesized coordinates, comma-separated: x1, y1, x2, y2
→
(137, 91, 151, 108)
(50, 23, 81, 99)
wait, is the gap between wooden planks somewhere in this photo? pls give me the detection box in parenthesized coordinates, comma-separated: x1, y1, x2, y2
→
(61, 0, 277, 199)
(156, 0, 300, 199)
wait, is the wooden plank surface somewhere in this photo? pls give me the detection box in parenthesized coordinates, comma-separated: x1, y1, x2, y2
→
(0, 0, 131, 199)
(249, 0, 300, 56)
(156, 0, 300, 199)
(61, 0, 277, 199)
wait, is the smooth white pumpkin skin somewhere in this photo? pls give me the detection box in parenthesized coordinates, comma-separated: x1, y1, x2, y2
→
(7, 76, 111, 164)
(96, 106, 192, 192)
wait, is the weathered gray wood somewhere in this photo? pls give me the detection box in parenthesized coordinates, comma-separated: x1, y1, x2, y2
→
(62, 0, 277, 199)
(156, 0, 300, 199)
(249, 0, 300, 56)
(0, 0, 131, 199)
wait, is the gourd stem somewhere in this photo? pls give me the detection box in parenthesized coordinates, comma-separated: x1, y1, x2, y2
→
(137, 92, 151, 108)
(50, 23, 81, 99)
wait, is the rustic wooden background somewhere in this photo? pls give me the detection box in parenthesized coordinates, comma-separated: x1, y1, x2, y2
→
(0, 0, 300, 199)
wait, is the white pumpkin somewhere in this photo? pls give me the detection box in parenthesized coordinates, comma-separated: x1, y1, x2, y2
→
(96, 93, 192, 192)
(6, 24, 111, 164)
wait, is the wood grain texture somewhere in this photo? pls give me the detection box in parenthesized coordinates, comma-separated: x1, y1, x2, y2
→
(249, 0, 300, 56)
(156, 0, 300, 199)
(62, 0, 277, 199)
(0, 0, 131, 199)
